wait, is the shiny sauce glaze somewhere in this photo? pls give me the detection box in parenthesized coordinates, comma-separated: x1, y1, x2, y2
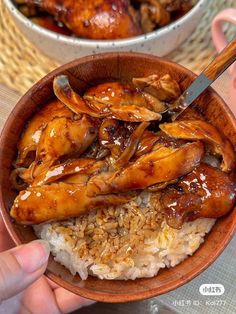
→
(31, 16, 72, 36)
(161, 164, 236, 229)
(10, 74, 236, 226)
(15, 0, 194, 38)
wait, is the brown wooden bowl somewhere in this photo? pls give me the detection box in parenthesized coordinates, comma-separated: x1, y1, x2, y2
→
(0, 52, 235, 303)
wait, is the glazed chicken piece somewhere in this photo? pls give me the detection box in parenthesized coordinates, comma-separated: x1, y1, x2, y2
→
(98, 119, 173, 166)
(139, 0, 170, 33)
(132, 128, 186, 160)
(87, 141, 204, 195)
(135, 130, 160, 157)
(10, 141, 203, 224)
(54, 76, 162, 122)
(53, 76, 101, 118)
(98, 119, 155, 165)
(138, 0, 194, 32)
(160, 120, 235, 172)
(62, 160, 108, 184)
(159, 0, 194, 12)
(11, 70, 236, 227)
(81, 140, 110, 160)
(98, 119, 150, 164)
(98, 118, 166, 163)
(133, 74, 181, 101)
(84, 81, 166, 113)
(115, 121, 149, 167)
(161, 164, 236, 229)
(32, 158, 104, 186)
(152, 131, 187, 151)
(23, 0, 141, 39)
(16, 99, 73, 167)
(10, 182, 134, 224)
(98, 119, 133, 160)
(21, 115, 98, 182)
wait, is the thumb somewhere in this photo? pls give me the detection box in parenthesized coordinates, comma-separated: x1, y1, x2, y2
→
(0, 240, 50, 302)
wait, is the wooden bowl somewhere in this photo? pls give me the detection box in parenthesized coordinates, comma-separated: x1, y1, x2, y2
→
(0, 52, 235, 303)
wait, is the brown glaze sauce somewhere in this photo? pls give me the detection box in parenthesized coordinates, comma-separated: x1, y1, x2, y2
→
(10, 75, 236, 227)
(15, 0, 194, 38)
(161, 164, 236, 229)
(31, 16, 72, 36)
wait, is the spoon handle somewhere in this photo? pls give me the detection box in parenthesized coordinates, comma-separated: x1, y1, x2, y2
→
(204, 37, 236, 80)
(172, 37, 236, 120)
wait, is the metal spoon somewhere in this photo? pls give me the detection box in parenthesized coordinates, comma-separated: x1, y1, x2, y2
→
(167, 37, 236, 121)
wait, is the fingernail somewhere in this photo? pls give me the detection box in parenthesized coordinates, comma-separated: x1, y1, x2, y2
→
(13, 240, 50, 273)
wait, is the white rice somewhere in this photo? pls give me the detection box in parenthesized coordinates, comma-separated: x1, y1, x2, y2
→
(34, 192, 215, 280)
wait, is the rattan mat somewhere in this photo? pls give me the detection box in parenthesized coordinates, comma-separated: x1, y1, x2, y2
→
(0, 0, 236, 95)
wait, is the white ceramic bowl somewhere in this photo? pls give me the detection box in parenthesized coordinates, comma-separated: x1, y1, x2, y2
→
(4, 0, 207, 62)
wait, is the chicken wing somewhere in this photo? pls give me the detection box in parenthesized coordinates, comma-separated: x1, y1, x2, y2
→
(161, 164, 236, 229)
(24, 0, 141, 39)
(160, 120, 235, 172)
(16, 99, 73, 167)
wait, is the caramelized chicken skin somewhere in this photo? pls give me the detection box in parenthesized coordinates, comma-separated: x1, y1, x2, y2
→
(160, 120, 235, 172)
(115, 121, 149, 167)
(54, 76, 162, 122)
(21, 115, 98, 182)
(135, 130, 160, 157)
(139, 0, 170, 33)
(87, 141, 204, 195)
(133, 74, 181, 101)
(16, 99, 73, 167)
(161, 164, 236, 229)
(98, 119, 153, 163)
(62, 160, 108, 184)
(24, 0, 141, 39)
(10, 73, 236, 227)
(32, 158, 99, 186)
(84, 82, 166, 113)
(17, 0, 194, 38)
(10, 183, 133, 224)
(137, 0, 194, 33)
(10, 141, 204, 224)
(98, 119, 133, 159)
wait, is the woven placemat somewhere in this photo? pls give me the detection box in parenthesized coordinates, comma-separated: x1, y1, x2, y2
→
(0, 0, 236, 95)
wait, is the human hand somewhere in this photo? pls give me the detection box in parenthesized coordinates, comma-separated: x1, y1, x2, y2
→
(0, 215, 95, 313)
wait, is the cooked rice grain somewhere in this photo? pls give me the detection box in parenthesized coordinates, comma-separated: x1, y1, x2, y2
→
(34, 191, 215, 280)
